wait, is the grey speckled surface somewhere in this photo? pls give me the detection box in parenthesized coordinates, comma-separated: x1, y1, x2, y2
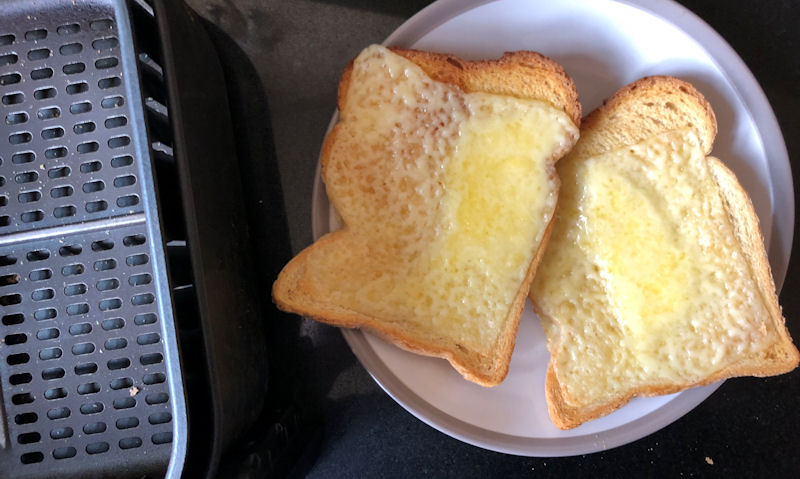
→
(183, 0, 800, 477)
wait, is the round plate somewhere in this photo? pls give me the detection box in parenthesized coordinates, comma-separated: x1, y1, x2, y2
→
(311, 0, 793, 456)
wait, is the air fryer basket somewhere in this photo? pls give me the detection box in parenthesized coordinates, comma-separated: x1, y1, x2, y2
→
(0, 0, 187, 477)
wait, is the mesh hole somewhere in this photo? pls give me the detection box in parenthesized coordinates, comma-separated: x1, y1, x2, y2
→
(149, 412, 172, 425)
(52, 446, 77, 459)
(15, 411, 38, 424)
(97, 278, 119, 291)
(75, 362, 98, 376)
(50, 427, 73, 440)
(9, 131, 32, 144)
(2, 92, 24, 105)
(83, 180, 104, 193)
(77, 140, 99, 153)
(0, 34, 14, 45)
(15, 171, 38, 183)
(116, 417, 139, 429)
(119, 437, 142, 450)
(30, 268, 52, 281)
(91, 19, 114, 31)
(40, 347, 62, 361)
(51, 185, 74, 198)
(63, 62, 85, 75)
(152, 432, 172, 445)
(80, 401, 103, 415)
(57, 23, 80, 35)
(59, 43, 82, 55)
(143, 372, 165, 385)
(108, 357, 130, 370)
(12, 392, 34, 404)
(34, 307, 57, 321)
(98, 76, 121, 89)
(42, 367, 65, 380)
(92, 37, 118, 50)
(18, 191, 40, 203)
(10, 373, 33, 385)
(47, 406, 71, 419)
(30, 67, 53, 80)
(2, 313, 24, 325)
(108, 135, 130, 149)
(59, 244, 82, 256)
(110, 377, 133, 390)
(64, 283, 87, 296)
(44, 387, 67, 400)
(102, 317, 124, 330)
(8, 352, 30, 365)
(0, 254, 18, 266)
(71, 342, 95, 355)
(105, 116, 127, 128)
(131, 293, 154, 306)
(68, 322, 91, 335)
(31, 288, 54, 301)
(48, 165, 70, 177)
(24, 29, 47, 41)
(41, 126, 64, 140)
(0, 72, 21, 85)
(18, 431, 41, 444)
(78, 382, 100, 395)
(80, 161, 102, 173)
(27, 249, 50, 261)
(86, 442, 109, 455)
(113, 397, 136, 409)
(70, 101, 91, 114)
(129, 273, 151, 286)
(134, 312, 156, 325)
(99, 297, 122, 311)
(86, 200, 108, 213)
(145, 393, 169, 405)
(0, 52, 19, 65)
(5, 332, 27, 345)
(84, 422, 106, 434)
(0, 292, 22, 305)
(95, 57, 118, 69)
(0, 273, 20, 287)
(140, 352, 163, 365)
(94, 258, 116, 271)
(111, 154, 133, 167)
(36, 327, 59, 340)
(66, 81, 88, 95)
(61, 263, 84, 276)
(12, 151, 34, 163)
(114, 175, 136, 187)
(37, 107, 60, 120)
(101, 95, 123, 108)
(73, 121, 95, 134)
(45, 147, 68, 159)
(21, 452, 44, 464)
(117, 195, 139, 207)
(126, 254, 148, 266)
(92, 239, 114, 251)
(33, 87, 56, 100)
(28, 48, 50, 60)
(105, 337, 127, 350)
(66, 303, 89, 316)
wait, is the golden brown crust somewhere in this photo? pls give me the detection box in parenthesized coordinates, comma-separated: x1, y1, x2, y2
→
(538, 76, 798, 429)
(274, 46, 580, 386)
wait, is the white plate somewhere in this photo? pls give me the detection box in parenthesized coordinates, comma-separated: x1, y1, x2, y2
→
(310, 0, 793, 456)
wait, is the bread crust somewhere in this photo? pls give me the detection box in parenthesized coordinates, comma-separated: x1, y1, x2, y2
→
(274, 47, 580, 386)
(535, 76, 799, 428)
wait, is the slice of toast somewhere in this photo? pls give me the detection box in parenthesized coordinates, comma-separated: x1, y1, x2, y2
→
(273, 45, 580, 386)
(530, 76, 799, 428)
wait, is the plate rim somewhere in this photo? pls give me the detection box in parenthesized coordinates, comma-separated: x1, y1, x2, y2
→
(310, 0, 794, 457)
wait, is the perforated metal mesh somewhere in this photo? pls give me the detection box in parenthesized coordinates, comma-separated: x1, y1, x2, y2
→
(0, 1, 180, 476)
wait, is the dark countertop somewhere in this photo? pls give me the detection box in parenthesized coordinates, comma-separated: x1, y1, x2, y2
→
(186, 0, 800, 476)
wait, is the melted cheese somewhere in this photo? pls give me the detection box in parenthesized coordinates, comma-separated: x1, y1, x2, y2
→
(532, 129, 775, 404)
(315, 45, 576, 351)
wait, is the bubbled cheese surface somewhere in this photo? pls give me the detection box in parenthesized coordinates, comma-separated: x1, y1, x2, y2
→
(312, 45, 577, 352)
(531, 129, 776, 406)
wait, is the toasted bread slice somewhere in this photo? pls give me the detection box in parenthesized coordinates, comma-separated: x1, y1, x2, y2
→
(273, 45, 580, 386)
(530, 76, 799, 428)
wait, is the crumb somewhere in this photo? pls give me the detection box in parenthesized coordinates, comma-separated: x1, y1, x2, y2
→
(705, 457, 713, 465)
(129, 386, 139, 396)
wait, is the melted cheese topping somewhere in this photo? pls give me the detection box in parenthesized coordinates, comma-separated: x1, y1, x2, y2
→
(532, 129, 775, 405)
(313, 45, 577, 351)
